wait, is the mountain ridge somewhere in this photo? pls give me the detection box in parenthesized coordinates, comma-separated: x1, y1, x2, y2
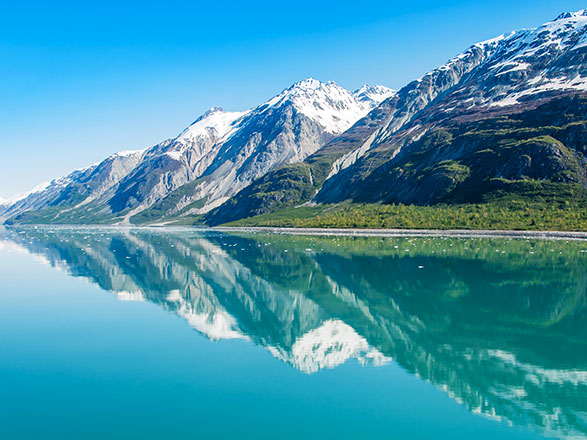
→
(207, 9, 587, 225)
(3, 10, 587, 226)
(1, 79, 393, 224)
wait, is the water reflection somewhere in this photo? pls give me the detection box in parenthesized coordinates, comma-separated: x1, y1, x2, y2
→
(2, 227, 586, 439)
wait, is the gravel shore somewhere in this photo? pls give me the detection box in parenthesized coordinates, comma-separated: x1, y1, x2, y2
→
(213, 226, 587, 240)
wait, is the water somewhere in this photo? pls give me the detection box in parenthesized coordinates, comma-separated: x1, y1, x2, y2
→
(0, 227, 585, 439)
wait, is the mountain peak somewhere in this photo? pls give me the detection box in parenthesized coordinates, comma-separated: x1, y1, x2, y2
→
(260, 78, 393, 134)
(195, 106, 226, 121)
(554, 9, 587, 21)
(183, 107, 229, 133)
(352, 84, 396, 105)
(180, 107, 248, 144)
(111, 149, 146, 159)
(289, 77, 329, 91)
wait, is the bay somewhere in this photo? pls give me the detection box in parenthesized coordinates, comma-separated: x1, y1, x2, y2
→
(0, 227, 585, 439)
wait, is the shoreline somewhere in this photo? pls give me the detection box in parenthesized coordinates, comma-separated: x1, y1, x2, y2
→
(213, 226, 587, 240)
(3, 224, 587, 240)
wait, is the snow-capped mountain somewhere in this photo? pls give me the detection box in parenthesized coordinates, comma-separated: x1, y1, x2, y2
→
(5, 10, 587, 225)
(1, 78, 393, 224)
(352, 84, 398, 107)
(312, 10, 587, 204)
(149, 78, 393, 216)
(206, 9, 587, 223)
(0, 150, 145, 222)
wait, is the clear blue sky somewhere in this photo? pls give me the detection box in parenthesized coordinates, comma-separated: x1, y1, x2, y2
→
(1, 0, 585, 197)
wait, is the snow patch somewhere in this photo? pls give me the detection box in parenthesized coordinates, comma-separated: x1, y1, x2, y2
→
(177, 107, 249, 145)
(491, 75, 587, 107)
(113, 149, 146, 158)
(263, 78, 392, 134)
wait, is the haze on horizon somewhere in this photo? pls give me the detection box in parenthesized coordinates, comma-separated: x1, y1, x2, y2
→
(1, 0, 586, 199)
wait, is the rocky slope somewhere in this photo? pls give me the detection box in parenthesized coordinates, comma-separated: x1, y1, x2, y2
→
(208, 10, 587, 224)
(2, 79, 393, 224)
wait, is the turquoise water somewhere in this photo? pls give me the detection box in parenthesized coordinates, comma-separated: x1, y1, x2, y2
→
(0, 227, 585, 439)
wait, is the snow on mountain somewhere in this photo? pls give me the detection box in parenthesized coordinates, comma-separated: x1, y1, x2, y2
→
(434, 10, 587, 109)
(314, 9, 587, 204)
(352, 84, 396, 107)
(112, 149, 147, 158)
(555, 9, 587, 20)
(56, 77, 392, 221)
(392, 10, 587, 118)
(167, 78, 395, 214)
(264, 78, 393, 134)
(0, 179, 52, 207)
(0, 77, 397, 224)
(0, 149, 145, 222)
(6, 11, 587, 225)
(182, 107, 249, 141)
(163, 107, 249, 161)
(3, 181, 51, 205)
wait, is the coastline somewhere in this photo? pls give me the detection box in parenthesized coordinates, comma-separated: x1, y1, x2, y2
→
(3, 224, 587, 240)
(213, 226, 587, 240)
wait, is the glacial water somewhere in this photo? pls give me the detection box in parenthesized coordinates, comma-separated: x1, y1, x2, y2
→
(0, 227, 585, 439)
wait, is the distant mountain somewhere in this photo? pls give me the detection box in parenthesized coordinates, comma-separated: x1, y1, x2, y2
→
(0, 151, 145, 223)
(208, 10, 587, 224)
(1, 79, 393, 224)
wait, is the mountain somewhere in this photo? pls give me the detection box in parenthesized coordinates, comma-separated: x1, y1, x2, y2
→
(4, 10, 587, 226)
(1, 79, 393, 224)
(207, 10, 587, 224)
(0, 151, 145, 223)
(130, 79, 393, 222)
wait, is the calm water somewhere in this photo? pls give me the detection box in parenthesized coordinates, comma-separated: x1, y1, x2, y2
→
(0, 227, 585, 439)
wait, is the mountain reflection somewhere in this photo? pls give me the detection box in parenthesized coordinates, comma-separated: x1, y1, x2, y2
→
(2, 227, 586, 439)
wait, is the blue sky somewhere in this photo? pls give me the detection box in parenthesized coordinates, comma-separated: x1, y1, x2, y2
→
(1, 0, 586, 197)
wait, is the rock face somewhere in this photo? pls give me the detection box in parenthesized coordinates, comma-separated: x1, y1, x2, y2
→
(1, 79, 393, 224)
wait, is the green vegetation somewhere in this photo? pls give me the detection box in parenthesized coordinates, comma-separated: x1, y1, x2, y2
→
(205, 117, 383, 225)
(130, 181, 208, 224)
(205, 150, 343, 225)
(207, 95, 587, 227)
(226, 180, 587, 231)
(343, 121, 587, 206)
